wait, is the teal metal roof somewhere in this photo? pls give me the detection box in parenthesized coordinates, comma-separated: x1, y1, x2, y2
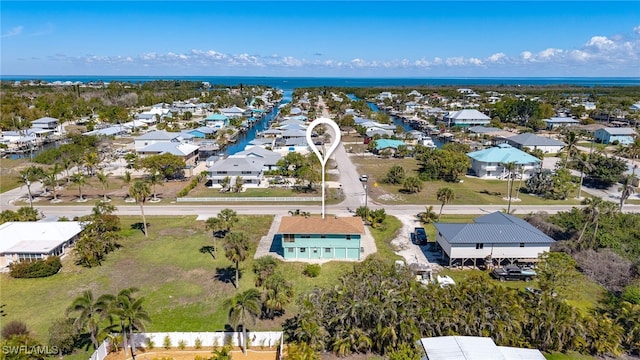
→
(375, 139, 406, 150)
(467, 144, 540, 165)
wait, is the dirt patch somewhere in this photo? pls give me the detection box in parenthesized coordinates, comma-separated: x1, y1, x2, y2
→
(106, 347, 278, 360)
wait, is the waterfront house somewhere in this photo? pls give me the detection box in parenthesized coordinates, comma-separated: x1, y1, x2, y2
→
(31, 117, 62, 134)
(434, 211, 555, 267)
(467, 144, 541, 179)
(594, 127, 637, 145)
(374, 139, 406, 153)
(504, 133, 566, 154)
(220, 106, 249, 118)
(443, 109, 491, 127)
(543, 117, 581, 130)
(278, 216, 365, 261)
(207, 157, 264, 186)
(204, 114, 230, 129)
(134, 130, 184, 151)
(187, 126, 217, 139)
(0, 221, 83, 268)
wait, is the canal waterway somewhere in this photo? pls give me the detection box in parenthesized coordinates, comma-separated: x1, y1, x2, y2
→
(223, 89, 292, 156)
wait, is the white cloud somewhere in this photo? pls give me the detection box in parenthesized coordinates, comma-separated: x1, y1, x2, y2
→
(487, 53, 507, 63)
(2, 26, 24, 38)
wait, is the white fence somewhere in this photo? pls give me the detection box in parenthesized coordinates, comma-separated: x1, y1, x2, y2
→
(89, 339, 110, 360)
(89, 331, 282, 359)
(177, 196, 321, 202)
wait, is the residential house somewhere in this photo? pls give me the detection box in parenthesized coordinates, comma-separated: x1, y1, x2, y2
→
(204, 114, 230, 129)
(543, 117, 581, 130)
(134, 130, 184, 151)
(505, 133, 566, 154)
(278, 216, 365, 261)
(134, 112, 158, 125)
(444, 109, 491, 127)
(467, 144, 541, 179)
(137, 142, 200, 165)
(231, 146, 282, 171)
(0, 222, 83, 268)
(434, 212, 555, 267)
(220, 106, 248, 118)
(31, 117, 62, 134)
(374, 139, 406, 153)
(187, 126, 217, 139)
(420, 336, 545, 360)
(594, 127, 637, 145)
(207, 157, 265, 186)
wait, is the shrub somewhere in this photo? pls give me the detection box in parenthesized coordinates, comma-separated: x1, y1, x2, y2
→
(9, 257, 62, 278)
(146, 338, 155, 349)
(178, 339, 186, 350)
(163, 335, 172, 349)
(194, 337, 202, 349)
(303, 264, 321, 278)
(1, 320, 29, 340)
(48, 318, 79, 355)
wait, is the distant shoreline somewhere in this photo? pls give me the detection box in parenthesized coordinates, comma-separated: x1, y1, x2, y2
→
(2, 75, 639, 88)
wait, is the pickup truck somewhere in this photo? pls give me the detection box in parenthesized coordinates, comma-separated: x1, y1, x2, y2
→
(491, 265, 536, 281)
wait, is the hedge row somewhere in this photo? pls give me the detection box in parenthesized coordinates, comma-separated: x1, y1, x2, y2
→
(9, 256, 62, 278)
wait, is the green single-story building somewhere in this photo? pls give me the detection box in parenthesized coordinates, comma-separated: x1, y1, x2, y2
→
(278, 216, 365, 261)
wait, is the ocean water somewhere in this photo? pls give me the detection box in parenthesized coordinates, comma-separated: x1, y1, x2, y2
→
(2, 75, 639, 89)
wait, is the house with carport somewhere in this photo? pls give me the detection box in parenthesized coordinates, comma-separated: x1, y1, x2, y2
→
(434, 212, 555, 267)
(0, 221, 83, 268)
(467, 144, 541, 179)
(278, 216, 365, 261)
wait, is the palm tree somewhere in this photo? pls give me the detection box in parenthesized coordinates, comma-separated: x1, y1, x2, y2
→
(263, 273, 294, 319)
(576, 197, 618, 250)
(234, 176, 244, 193)
(618, 176, 637, 211)
(19, 165, 44, 208)
(563, 131, 579, 168)
(220, 176, 231, 191)
(401, 176, 422, 194)
(575, 153, 594, 199)
(97, 170, 112, 202)
(417, 205, 438, 224)
(83, 151, 100, 177)
(436, 187, 455, 219)
(205, 217, 224, 259)
(42, 164, 61, 202)
(129, 180, 150, 237)
(226, 289, 262, 354)
(502, 162, 517, 214)
(71, 172, 87, 201)
(111, 288, 151, 359)
(224, 231, 250, 288)
(218, 208, 239, 233)
(67, 290, 115, 349)
(121, 170, 132, 201)
(147, 171, 163, 201)
(626, 138, 640, 177)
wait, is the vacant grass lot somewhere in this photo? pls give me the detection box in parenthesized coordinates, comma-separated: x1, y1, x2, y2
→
(351, 156, 583, 206)
(0, 158, 29, 193)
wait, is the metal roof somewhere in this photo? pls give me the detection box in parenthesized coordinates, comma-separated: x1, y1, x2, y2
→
(467, 144, 541, 165)
(506, 133, 566, 147)
(0, 222, 83, 255)
(420, 336, 545, 360)
(599, 127, 637, 135)
(434, 212, 555, 245)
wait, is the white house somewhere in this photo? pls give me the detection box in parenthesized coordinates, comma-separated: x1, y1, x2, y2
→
(543, 117, 581, 130)
(434, 212, 555, 267)
(134, 130, 185, 151)
(0, 221, 83, 268)
(467, 144, 541, 179)
(220, 106, 249, 118)
(207, 157, 265, 187)
(444, 109, 491, 127)
(420, 336, 545, 360)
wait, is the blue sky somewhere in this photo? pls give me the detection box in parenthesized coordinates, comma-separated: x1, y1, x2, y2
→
(1, 1, 639, 77)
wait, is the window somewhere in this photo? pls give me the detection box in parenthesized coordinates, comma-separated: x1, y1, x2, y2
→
(475, 243, 484, 249)
(299, 248, 306, 253)
(283, 234, 294, 243)
(346, 235, 352, 240)
(301, 235, 311, 239)
(242, 171, 252, 174)
(325, 248, 331, 253)
(287, 248, 294, 253)
(520, 243, 525, 248)
(320, 235, 326, 239)
(313, 248, 318, 254)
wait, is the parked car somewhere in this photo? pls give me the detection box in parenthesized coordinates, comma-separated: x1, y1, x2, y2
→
(491, 265, 536, 281)
(414, 227, 428, 245)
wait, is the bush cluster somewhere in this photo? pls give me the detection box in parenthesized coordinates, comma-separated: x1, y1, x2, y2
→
(177, 177, 200, 197)
(303, 264, 321, 278)
(9, 256, 62, 278)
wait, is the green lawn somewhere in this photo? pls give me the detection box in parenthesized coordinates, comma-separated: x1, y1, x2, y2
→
(0, 158, 27, 193)
(545, 352, 597, 360)
(0, 213, 402, 357)
(577, 142, 610, 152)
(352, 157, 583, 206)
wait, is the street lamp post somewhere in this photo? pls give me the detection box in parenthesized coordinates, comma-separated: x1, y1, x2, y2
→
(364, 183, 368, 221)
(24, 176, 33, 209)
